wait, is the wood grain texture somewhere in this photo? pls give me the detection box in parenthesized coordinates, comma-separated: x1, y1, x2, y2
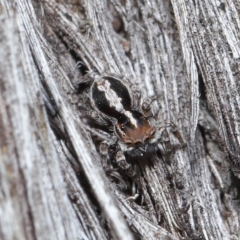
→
(0, 0, 239, 239)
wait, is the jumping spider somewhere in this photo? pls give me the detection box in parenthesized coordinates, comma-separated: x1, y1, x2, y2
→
(76, 73, 185, 180)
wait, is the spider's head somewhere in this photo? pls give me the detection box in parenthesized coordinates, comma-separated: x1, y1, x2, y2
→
(115, 111, 156, 146)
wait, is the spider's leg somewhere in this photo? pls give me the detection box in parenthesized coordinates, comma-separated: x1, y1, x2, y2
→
(157, 127, 172, 155)
(150, 125, 172, 155)
(116, 151, 157, 222)
(73, 74, 94, 92)
(154, 122, 185, 155)
(131, 85, 142, 110)
(88, 110, 111, 127)
(100, 137, 117, 170)
(141, 96, 157, 117)
(169, 123, 185, 147)
(116, 151, 136, 178)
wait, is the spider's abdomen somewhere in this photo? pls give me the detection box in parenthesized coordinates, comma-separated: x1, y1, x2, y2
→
(91, 76, 132, 119)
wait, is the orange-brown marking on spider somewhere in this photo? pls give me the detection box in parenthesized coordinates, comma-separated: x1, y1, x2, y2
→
(115, 118, 156, 146)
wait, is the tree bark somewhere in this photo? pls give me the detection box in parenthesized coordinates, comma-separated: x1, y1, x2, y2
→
(0, 1, 239, 240)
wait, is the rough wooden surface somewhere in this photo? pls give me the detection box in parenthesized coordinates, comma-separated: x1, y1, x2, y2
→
(0, 0, 240, 240)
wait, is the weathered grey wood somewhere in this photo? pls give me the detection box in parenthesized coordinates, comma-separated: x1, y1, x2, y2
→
(0, 0, 239, 240)
(0, 4, 89, 240)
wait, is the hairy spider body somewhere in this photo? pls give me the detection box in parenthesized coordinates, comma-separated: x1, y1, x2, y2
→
(77, 74, 184, 169)
(90, 76, 156, 147)
(76, 74, 185, 219)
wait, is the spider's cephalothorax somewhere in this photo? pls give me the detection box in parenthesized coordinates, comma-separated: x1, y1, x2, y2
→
(78, 74, 184, 176)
